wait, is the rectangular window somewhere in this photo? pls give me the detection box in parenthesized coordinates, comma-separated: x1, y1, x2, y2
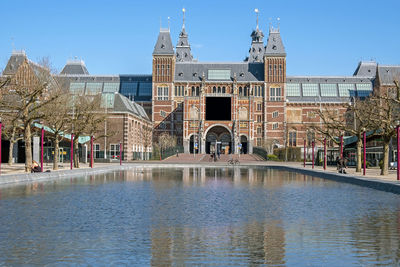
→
(338, 84, 354, 97)
(320, 84, 337, 97)
(257, 127, 262, 134)
(157, 86, 169, 100)
(274, 65, 277, 76)
(272, 123, 279, 130)
(110, 144, 120, 159)
(94, 144, 100, 158)
(270, 87, 282, 101)
(302, 83, 319, 97)
(289, 131, 297, 147)
(69, 82, 85, 95)
(208, 69, 231, 80)
(103, 83, 119, 93)
(257, 103, 262, 111)
(356, 83, 373, 98)
(279, 64, 282, 76)
(272, 111, 279, 118)
(161, 65, 164, 76)
(257, 115, 261, 123)
(85, 82, 103, 95)
(156, 64, 160, 76)
(167, 65, 170, 76)
(286, 83, 301, 97)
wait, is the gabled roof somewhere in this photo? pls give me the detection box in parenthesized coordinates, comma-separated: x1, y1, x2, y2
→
(153, 29, 174, 55)
(60, 59, 89, 75)
(174, 62, 264, 82)
(112, 93, 150, 120)
(264, 28, 286, 57)
(2, 51, 27, 75)
(353, 61, 377, 78)
(377, 65, 400, 86)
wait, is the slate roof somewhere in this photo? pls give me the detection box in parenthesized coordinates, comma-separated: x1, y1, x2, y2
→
(264, 28, 286, 57)
(2, 51, 27, 75)
(175, 27, 193, 62)
(112, 93, 150, 120)
(247, 29, 265, 63)
(353, 61, 377, 78)
(174, 62, 264, 82)
(377, 65, 400, 86)
(153, 29, 174, 55)
(60, 60, 89, 75)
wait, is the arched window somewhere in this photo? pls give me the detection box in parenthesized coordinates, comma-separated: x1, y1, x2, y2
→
(239, 87, 243, 96)
(222, 86, 226, 93)
(289, 131, 297, 147)
(217, 86, 221, 93)
(196, 86, 200, 96)
(191, 86, 195, 96)
(244, 87, 248, 97)
(213, 86, 216, 93)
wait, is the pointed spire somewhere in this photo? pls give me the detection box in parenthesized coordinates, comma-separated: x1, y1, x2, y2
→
(255, 8, 259, 30)
(176, 8, 193, 62)
(182, 8, 186, 30)
(247, 9, 264, 63)
(153, 28, 174, 55)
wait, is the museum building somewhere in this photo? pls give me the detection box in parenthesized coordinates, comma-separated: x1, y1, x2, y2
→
(150, 15, 393, 155)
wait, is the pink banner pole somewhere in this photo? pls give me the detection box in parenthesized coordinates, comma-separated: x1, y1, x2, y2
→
(91, 136, 94, 168)
(312, 141, 315, 169)
(363, 131, 367, 176)
(324, 138, 327, 170)
(303, 139, 306, 167)
(70, 134, 74, 170)
(119, 142, 122, 165)
(340, 135, 343, 158)
(41, 127, 44, 172)
(397, 126, 400, 180)
(0, 122, 2, 175)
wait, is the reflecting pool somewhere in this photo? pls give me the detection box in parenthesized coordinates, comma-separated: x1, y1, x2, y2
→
(1, 167, 400, 266)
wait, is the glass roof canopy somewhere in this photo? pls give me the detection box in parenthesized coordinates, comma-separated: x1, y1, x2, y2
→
(286, 82, 372, 98)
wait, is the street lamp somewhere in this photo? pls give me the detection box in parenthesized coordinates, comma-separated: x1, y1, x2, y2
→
(363, 127, 366, 176)
(396, 121, 400, 181)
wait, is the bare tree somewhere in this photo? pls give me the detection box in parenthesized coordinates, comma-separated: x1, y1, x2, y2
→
(0, 59, 60, 172)
(70, 94, 106, 168)
(140, 123, 153, 160)
(158, 132, 177, 159)
(41, 89, 71, 170)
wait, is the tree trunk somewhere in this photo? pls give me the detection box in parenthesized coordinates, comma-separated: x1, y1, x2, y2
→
(24, 124, 32, 172)
(74, 140, 79, 168)
(381, 141, 390, 175)
(53, 138, 59, 170)
(8, 140, 15, 166)
(356, 136, 362, 172)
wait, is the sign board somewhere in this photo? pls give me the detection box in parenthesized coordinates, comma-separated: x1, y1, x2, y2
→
(194, 143, 198, 149)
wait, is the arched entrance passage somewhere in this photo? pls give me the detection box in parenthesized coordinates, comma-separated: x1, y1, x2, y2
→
(240, 135, 248, 154)
(189, 134, 200, 154)
(205, 125, 232, 154)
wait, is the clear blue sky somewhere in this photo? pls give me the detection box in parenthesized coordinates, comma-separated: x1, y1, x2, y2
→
(1, 0, 399, 76)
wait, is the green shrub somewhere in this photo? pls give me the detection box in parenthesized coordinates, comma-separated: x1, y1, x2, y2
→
(267, 154, 279, 161)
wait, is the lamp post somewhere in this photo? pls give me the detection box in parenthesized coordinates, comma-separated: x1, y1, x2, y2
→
(119, 141, 122, 166)
(324, 137, 327, 170)
(0, 121, 2, 175)
(397, 122, 400, 181)
(41, 127, 44, 172)
(340, 134, 344, 158)
(90, 136, 94, 168)
(312, 140, 315, 169)
(70, 134, 74, 170)
(363, 129, 366, 176)
(303, 139, 306, 167)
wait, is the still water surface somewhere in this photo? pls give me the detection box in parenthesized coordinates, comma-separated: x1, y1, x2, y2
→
(1, 167, 400, 266)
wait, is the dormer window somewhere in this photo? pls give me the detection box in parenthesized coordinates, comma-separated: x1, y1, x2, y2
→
(181, 41, 184, 46)
(178, 72, 183, 76)
(161, 44, 165, 48)
(272, 45, 277, 50)
(193, 72, 197, 77)
(240, 72, 244, 77)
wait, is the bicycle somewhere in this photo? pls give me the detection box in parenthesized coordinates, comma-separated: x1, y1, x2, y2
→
(228, 158, 240, 165)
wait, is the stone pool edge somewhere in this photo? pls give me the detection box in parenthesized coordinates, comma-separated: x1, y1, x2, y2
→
(1, 162, 400, 195)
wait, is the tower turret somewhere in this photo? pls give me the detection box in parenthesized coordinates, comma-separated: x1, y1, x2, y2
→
(176, 8, 193, 62)
(247, 8, 264, 63)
